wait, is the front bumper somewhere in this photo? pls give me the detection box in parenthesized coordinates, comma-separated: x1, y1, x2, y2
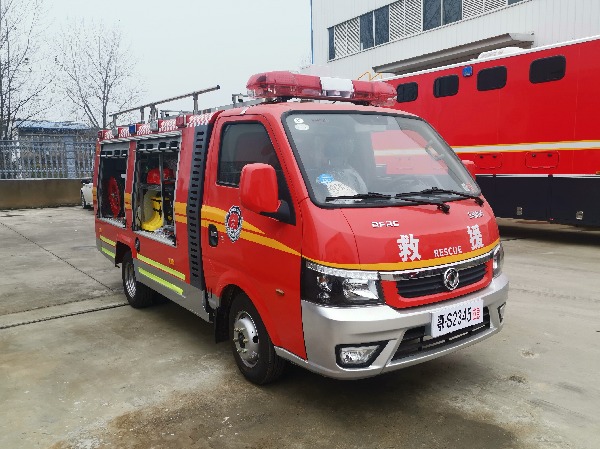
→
(275, 273, 509, 379)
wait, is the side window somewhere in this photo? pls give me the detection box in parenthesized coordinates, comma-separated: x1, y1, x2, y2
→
(433, 75, 459, 98)
(529, 55, 566, 84)
(217, 123, 281, 187)
(217, 122, 295, 224)
(396, 82, 418, 103)
(477, 66, 507, 91)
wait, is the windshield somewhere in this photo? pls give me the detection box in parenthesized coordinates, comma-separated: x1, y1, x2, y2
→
(284, 112, 479, 207)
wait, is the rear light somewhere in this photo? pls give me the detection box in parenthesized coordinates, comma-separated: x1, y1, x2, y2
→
(246, 71, 396, 107)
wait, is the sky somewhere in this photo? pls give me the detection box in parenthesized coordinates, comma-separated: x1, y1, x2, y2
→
(44, 0, 312, 122)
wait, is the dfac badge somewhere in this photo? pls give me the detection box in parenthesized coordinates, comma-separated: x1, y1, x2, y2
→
(225, 205, 243, 242)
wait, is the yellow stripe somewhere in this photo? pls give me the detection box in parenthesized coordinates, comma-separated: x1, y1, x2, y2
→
(174, 202, 187, 215)
(137, 254, 186, 280)
(175, 214, 187, 224)
(92, 187, 97, 195)
(124, 193, 132, 202)
(200, 221, 299, 256)
(138, 268, 183, 295)
(124, 204, 132, 210)
(101, 247, 115, 258)
(100, 235, 116, 247)
(201, 205, 265, 235)
(306, 239, 500, 271)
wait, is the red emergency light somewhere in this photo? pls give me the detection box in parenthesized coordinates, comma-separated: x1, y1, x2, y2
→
(246, 71, 396, 107)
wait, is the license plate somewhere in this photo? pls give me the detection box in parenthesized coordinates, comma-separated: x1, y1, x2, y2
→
(430, 298, 484, 338)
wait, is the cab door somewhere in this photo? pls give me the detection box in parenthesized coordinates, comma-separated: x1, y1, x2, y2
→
(202, 115, 305, 359)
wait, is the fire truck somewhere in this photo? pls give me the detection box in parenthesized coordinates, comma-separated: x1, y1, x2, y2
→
(93, 71, 508, 384)
(385, 35, 600, 226)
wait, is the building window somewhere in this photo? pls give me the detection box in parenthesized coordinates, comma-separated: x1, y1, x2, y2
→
(360, 6, 389, 51)
(477, 66, 507, 91)
(508, 0, 524, 4)
(433, 75, 459, 97)
(374, 6, 390, 46)
(529, 56, 566, 84)
(396, 82, 419, 103)
(424, 0, 462, 31)
(328, 27, 335, 60)
(360, 13, 374, 50)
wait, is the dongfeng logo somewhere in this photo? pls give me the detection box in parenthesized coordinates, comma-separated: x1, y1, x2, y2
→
(443, 268, 460, 291)
(225, 206, 243, 243)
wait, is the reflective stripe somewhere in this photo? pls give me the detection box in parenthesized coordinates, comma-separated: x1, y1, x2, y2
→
(137, 254, 185, 280)
(305, 239, 500, 272)
(201, 205, 265, 235)
(174, 202, 187, 215)
(138, 268, 183, 295)
(454, 140, 600, 154)
(101, 247, 115, 258)
(175, 214, 187, 224)
(100, 235, 116, 247)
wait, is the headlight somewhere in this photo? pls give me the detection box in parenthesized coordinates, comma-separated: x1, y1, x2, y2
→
(492, 243, 504, 277)
(301, 259, 384, 306)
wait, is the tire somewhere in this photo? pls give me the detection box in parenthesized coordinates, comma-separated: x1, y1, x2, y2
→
(81, 192, 87, 209)
(122, 252, 155, 308)
(229, 293, 285, 384)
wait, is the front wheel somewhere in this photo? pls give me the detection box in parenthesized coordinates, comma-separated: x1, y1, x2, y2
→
(81, 192, 87, 209)
(122, 252, 155, 308)
(229, 293, 285, 384)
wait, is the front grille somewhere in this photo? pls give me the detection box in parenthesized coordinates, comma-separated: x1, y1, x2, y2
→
(397, 262, 486, 298)
(392, 307, 490, 361)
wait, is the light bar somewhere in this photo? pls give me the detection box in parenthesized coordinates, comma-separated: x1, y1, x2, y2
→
(246, 71, 396, 107)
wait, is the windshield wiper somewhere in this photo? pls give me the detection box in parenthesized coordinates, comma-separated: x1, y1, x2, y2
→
(325, 191, 450, 214)
(325, 192, 392, 202)
(414, 187, 484, 206)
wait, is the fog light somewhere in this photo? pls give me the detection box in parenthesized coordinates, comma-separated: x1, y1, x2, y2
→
(498, 303, 506, 323)
(336, 342, 385, 368)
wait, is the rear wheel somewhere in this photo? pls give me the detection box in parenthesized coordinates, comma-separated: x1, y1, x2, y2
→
(122, 252, 154, 308)
(81, 192, 88, 209)
(229, 293, 285, 384)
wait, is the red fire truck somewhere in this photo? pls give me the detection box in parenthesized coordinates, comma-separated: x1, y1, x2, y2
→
(385, 35, 600, 226)
(93, 71, 508, 384)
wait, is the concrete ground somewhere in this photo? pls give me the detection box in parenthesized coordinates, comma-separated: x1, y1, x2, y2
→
(0, 207, 598, 449)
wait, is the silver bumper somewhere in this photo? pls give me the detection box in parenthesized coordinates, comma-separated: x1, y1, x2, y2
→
(275, 274, 509, 379)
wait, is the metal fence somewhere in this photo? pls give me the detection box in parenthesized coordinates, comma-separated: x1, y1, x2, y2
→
(0, 136, 95, 179)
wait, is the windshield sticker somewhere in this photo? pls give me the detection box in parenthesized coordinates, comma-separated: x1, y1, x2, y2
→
(467, 225, 483, 250)
(295, 123, 309, 131)
(293, 118, 304, 124)
(225, 206, 243, 243)
(317, 174, 334, 184)
(397, 234, 421, 262)
(461, 182, 475, 192)
(433, 246, 463, 258)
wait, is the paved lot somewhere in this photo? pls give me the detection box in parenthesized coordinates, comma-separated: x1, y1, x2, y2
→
(0, 207, 598, 449)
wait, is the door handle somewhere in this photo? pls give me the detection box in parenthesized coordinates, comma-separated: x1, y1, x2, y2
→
(208, 224, 218, 246)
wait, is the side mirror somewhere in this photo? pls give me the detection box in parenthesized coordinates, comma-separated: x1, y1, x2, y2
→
(240, 163, 280, 214)
(462, 159, 477, 179)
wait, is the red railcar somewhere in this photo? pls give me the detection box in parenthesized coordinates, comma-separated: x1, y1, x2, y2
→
(385, 35, 600, 226)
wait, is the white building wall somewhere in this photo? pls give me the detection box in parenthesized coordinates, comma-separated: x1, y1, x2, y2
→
(311, 0, 600, 79)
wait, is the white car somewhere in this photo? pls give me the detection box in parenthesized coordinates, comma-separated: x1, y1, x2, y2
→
(80, 179, 93, 209)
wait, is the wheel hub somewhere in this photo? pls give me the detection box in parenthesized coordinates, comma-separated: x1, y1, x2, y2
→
(233, 311, 260, 368)
(125, 263, 136, 298)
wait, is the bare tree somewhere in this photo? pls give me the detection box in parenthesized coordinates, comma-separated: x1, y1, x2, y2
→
(56, 21, 141, 129)
(0, 0, 50, 139)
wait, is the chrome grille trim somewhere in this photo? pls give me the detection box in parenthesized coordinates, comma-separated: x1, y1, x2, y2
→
(379, 247, 496, 282)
